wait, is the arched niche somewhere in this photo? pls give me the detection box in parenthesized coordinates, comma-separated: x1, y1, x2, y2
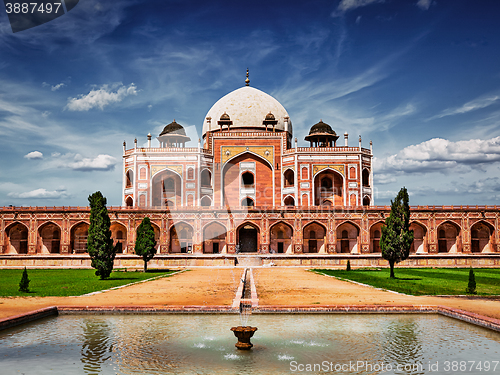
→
(201, 169, 212, 188)
(270, 222, 293, 254)
(470, 221, 494, 253)
(170, 222, 193, 253)
(303, 222, 326, 253)
(283, 169, 294, 187)
(125, 196, 133, 207)
(284, 195, 295, 207)
(362, 169, 370, 187)
(125, 169, 134, 188)
(313, 169, 343, 206)
(111, 222, 127, 254)
(152, 169, 182, 208)
(437, 221, 461, 253)
(71, 222, 89, 254)
(241, 197, 254, 207)
(38, 222, 61, 254)
(5, 222, 29, 254)
(336, 221, 360, 254)
(410, 222, 427, 254)
(237, 222, 260, 253)
(200, 196, 212, 207)
(203, 222, 227, 254)
(370, 222, 384, 253)
(222, 153, 273, 208)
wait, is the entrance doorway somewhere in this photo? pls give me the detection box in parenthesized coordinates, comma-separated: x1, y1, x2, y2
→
(278, 242, 284, 253)
(238, 225, 258, 253)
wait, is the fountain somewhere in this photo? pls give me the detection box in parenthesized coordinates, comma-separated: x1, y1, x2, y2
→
(231, 301, 257, 350)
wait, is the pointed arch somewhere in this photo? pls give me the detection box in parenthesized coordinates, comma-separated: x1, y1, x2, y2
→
(470, 220, 495, 253)
(437, 220, 461, 253)
(369, 220, 385, 253)
(236, 221, 260, 253)
(38, 221, 61, 254)
(5, 222, 29, 254)
(410, 221, 428, 254)
(270, 221, 293, 254)
(169, 221, 193, 253)
(200, 196, 212, 207)
(283, 168, 294, 187)
(313, 167, 344, 206)
(283, 195, 295, 206)
(110, 221, 128, 254)
(222, 151, 273, 208)
(303, 221, 326, 253)
(336, 220, 360, 254)
(203, 222, 227, 254)
(70, 221, 90, 254)
(151, 168, 182, 208)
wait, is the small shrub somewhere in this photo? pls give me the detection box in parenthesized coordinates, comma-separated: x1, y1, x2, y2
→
(466, 268, 477, 295)
(19, 267, 30, 292)
(346, 260, 351, 271)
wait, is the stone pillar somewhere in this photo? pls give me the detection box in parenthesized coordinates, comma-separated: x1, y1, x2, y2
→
(293, 214, 303, 253)
(193, 216, 203, 254)
(61, 214, 70, 254)
(496, 213, 500, 253)
(260, 216, 269, 254)
(160, 215, 169, 254)
(428, 213, 437, 253)
(227, 214, 236, 254)
(0, 215, 5, 254)
(361, 213, 370, 253)
(461, 214, 471, 253)
(327, 214, 336, 253)
(28, 215, 37, 254)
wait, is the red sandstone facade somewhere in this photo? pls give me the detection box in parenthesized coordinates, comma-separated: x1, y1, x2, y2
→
(1, 82, 499, 265)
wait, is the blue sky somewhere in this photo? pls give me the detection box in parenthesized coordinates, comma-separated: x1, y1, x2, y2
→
(1, 0, 500, 207)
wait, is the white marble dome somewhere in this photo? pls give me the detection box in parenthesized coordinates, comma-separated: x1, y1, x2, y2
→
(202, 86, 292, 137)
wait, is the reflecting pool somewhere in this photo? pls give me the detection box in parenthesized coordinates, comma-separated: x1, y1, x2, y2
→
(1, 314, 499, 374)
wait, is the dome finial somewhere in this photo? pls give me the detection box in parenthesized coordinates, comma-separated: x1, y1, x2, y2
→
(245, 68, 250, 86)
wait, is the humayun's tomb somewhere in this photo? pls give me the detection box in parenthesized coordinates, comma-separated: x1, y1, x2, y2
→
(1, 74, 499, 268)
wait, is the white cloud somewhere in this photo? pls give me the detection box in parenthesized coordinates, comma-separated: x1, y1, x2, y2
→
(376, 136, 500, 174)
(416, 0, 433, 10)
(66, 83, 138, 111)
(8, 188, 68, 199)
(51, 83, 65, 91)
(333, 0, 384, 16)
(69, 154, 117, 171)
(429, 94, 500, 120)
(24, 151, 43, 159)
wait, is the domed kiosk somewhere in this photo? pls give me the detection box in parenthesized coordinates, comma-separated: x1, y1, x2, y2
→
(305, 120, 339, 147)
(157, 120, 191, 148)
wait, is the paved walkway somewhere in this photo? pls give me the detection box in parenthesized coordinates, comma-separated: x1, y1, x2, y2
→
(1, 268, 499, 320)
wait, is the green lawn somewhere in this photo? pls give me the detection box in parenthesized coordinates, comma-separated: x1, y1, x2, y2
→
(0, 269, 176, 297)
(313, 268, 500, 296)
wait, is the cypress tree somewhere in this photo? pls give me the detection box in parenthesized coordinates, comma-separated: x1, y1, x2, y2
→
(380, 187, 414, 278)
(87, 191, 117, 279)
(19, 267, 30, 292)
(466, 268, 477, 294)
(135, 217, 157, 272)
(346, 259, 351, 271)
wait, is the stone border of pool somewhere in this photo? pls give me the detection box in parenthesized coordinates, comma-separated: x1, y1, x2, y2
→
(1, 304, 499, 333)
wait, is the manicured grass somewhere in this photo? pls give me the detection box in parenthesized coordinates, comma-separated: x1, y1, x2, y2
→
(313, 268, 500, 296)
(0, 269, 176, 297)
